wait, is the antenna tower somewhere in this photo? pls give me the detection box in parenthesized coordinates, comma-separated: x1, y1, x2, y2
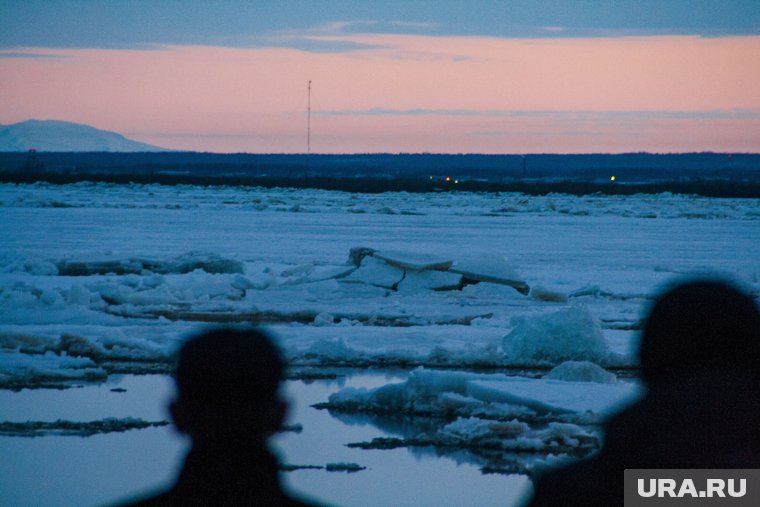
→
(307, 80, 311, 154)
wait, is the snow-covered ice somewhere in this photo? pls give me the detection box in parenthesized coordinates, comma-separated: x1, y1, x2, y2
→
(2, 182, 758, 393)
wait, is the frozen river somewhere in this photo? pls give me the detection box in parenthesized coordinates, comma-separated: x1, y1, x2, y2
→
(1, 183, 758, 506)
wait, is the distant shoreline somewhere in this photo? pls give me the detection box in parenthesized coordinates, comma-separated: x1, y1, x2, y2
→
(3, 171, 760, 198)
(2, 152, 759, 198)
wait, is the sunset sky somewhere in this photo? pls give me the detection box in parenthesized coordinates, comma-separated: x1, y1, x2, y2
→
(1, 1, 759, 153)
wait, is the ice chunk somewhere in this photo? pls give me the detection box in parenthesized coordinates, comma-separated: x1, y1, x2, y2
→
(502, 306, 610, 366)
(342, 256, 405, 290)
(372, 250, 453, 271)
(544, 361, 618, 384)
(450, 254, 529, 294)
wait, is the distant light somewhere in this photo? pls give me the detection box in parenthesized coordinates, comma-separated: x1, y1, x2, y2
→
(610, 176, 616, 182)
(445, 176, 451, 182)
(429, 176, 433, 180)
(454, 180, 459, 184)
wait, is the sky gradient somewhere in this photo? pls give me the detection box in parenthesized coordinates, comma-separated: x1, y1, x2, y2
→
(1, 1, 759, 153)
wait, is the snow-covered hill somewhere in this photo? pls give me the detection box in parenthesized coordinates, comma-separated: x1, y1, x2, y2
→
(0, 120, 166, 152)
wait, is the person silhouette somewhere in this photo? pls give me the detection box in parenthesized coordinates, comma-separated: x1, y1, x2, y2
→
(118, 327, 323, 506)
(530, 278, 760, 507)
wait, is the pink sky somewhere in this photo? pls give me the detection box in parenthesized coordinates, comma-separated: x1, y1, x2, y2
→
(1, 34, 759, 152)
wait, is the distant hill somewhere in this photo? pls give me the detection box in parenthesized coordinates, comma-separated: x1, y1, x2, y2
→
(0, 120, 166, 152)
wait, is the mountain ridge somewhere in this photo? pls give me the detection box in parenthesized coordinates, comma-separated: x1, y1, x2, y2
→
(0, 120, 166, 152)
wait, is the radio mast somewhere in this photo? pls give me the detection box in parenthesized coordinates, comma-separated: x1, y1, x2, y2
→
(307, 80, 311, 154)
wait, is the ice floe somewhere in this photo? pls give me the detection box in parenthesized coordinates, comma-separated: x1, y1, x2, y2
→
(502, 306, 613, 366)
(0, 417, 169, 437)
(320, 368, 640, 474)
(320, 368, 640, 422)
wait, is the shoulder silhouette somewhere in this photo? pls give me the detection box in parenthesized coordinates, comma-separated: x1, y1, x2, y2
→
(530, 279, 760, 507)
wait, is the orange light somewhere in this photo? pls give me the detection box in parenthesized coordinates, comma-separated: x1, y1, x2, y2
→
(445, 176, 451, 182)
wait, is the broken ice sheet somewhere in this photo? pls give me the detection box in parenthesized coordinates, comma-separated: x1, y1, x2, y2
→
(319, 368, 640, 474)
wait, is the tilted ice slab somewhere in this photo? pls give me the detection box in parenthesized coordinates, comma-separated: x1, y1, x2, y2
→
(345, 248, 526, 294)
(343, 256, 405, 290)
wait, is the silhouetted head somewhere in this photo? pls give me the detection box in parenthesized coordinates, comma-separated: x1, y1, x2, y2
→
(170, 328, 287, 445)
(639, 279, 760, 385)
